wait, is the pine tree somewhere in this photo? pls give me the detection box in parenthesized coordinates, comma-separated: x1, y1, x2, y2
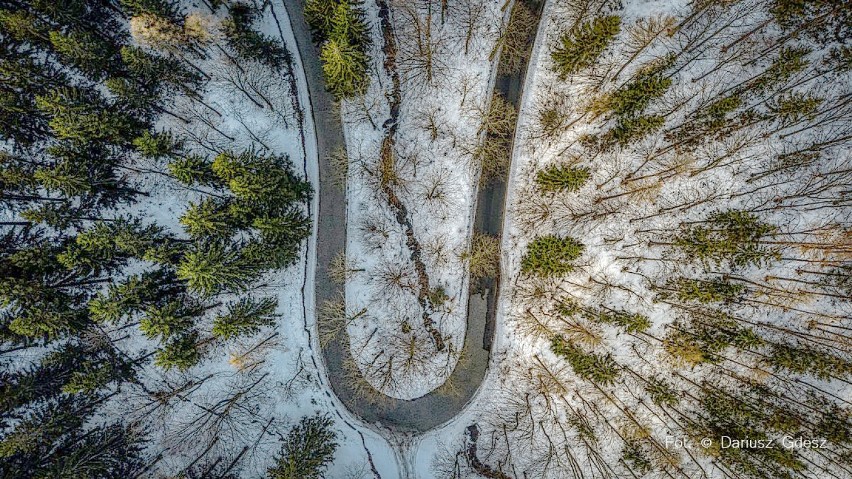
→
(521, 235, 584, 277)
(551, 16, 621, 79)
(212, 296, 278, 340)
(268, 414, 339, 479)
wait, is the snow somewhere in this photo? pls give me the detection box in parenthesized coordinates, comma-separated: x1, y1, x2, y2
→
(418, 0, 852, 476)
(97, 1, 401, 476)
(341, 0, 506, 399)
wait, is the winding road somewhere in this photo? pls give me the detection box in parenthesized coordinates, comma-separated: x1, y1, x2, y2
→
(282, 0, 544, 432)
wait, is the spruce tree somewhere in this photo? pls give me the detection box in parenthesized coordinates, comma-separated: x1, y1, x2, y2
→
(212, 296, 278, 340)
(551, 16, 621, 79)
(767, 343, 852, 380)
(268, 414, 339, 479)
(154, 329, 201, 371)
(674, 210, 779, 267)
(320, 36, 368, 98)
(551, 335, 620, 385)
(535, 165, 590, 192)
(521, 235, 584, 277)
(223, 2, 290, 69)
(177, 243, 259, 296)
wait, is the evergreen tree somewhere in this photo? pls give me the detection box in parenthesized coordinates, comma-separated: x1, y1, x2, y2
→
(668, 277, 746, 304)
(770, 0, 850, 46)
(139, 300, 199, 340)
(535, 165, 590, 192)
(593, 309, 651, 333)
(304, 0, 369, 99)
(699, 388, 806, 477)
(551, 16, 621, 79)
(57, 218, 163, 275)
(222, 2, 290, 69)
(320, 36, 369, 98)
(644, 377, 679, 407)
(674, 210, 779, 267)
(268, 414, 339, 479)
(180, 198, 238, 239)
(593, 56, 674, 118)
(133, 129, 182, 158)
(521, 235, 584, 277)
(154, 329, 201, 371)
(177, 243, 259, 296)
(304, 0, 339, 41)
(601, 114, 665, 148)
(212, 296, 278, 339)
(211, 149, 312, 206)
(48, 29, 119, 79)
(750, 46, 811, 93)
(551, 335, 620, 385)
(0, 395, 146, 478)
(767, 343, 852, 380)
(35, 87, 143, 144)
(168, 155, 219, 186)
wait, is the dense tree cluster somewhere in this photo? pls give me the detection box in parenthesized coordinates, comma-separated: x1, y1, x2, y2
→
(1, 0, 313, 475)
(304, 0, 370, 98)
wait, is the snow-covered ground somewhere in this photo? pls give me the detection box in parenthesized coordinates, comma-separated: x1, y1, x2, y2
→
(419, 0, 852, 476)
(98, 2, 401, 475)
(341, 0, 506, 399)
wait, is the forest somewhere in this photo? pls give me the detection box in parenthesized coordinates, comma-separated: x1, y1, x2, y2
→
(1, 0, 850, 477)
(0, 0, 350, 477)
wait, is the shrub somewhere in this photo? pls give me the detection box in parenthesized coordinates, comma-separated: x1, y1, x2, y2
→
(464, 233, 500, 282)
